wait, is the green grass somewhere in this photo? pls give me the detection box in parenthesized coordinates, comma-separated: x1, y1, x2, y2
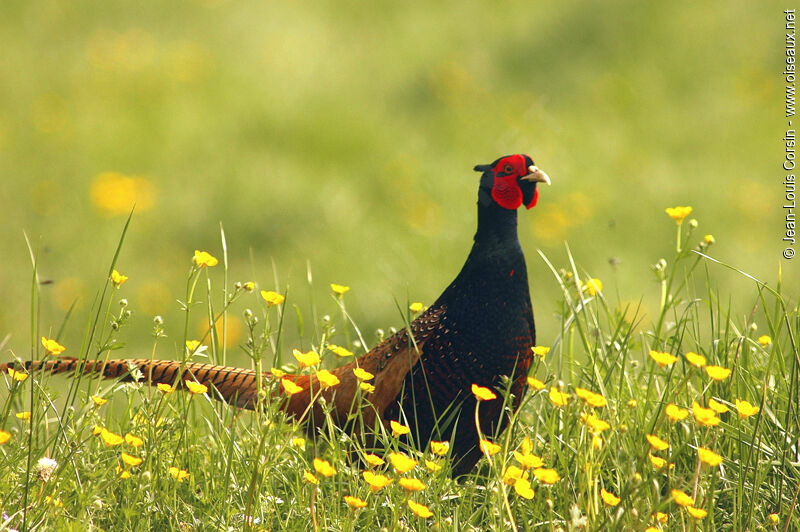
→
(0, 1, 795, 360)
(1, 215, 798, 531)
(0, 2, 797, 529)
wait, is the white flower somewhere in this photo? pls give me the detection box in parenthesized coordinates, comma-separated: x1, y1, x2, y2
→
(36, 457, 58, 482)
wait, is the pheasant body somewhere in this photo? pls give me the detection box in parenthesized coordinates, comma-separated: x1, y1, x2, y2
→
(384, 201, 536, 475)
(1, 154, 549, 476)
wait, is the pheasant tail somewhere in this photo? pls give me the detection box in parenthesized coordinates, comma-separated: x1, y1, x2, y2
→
(0, 358, 261, 409)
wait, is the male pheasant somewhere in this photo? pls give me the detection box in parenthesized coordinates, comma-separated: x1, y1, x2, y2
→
(2, 154, 550, 476)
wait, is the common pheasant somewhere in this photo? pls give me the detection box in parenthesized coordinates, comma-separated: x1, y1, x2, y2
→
(2, 154, 550, 476)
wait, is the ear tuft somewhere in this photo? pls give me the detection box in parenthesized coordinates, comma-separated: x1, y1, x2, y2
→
(473, 164, 491, 172)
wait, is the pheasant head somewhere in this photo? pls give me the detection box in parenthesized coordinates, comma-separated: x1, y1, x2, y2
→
(474, 154, 551, 210)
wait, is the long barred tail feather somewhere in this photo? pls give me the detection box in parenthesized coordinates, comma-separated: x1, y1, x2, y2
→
(0, 358, 261, 410)
(0, 310, 440, 434)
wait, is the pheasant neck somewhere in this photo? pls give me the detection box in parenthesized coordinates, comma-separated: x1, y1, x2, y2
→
(474, 201, 520, 246)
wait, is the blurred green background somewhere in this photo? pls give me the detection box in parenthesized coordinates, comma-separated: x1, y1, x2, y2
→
(0, 1, 795, 362)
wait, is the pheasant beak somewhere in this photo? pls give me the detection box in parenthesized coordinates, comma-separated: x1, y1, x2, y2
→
(522, 165, 551, 185)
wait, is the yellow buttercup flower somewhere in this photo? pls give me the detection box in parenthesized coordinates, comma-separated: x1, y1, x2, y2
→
(360, 382, 375, 393)
(399, 478, 425, 492)
(157, 383, 175, 394)
(514, 477, 535, 499)
(91, 172, 155, 216)
(328, 344, 353, 358)
(648, 453, 668, 470)
(708, 398, 729, 414)
(665, 206, 693, 224)
(735, 399, 760, 419)
(169, 467, 190, 482)
(407, 499, 433, 518)
(292, 437, 306, 450)
(100, 429, 124, 446)
(518, 436, 533, 455)
(91, 395, 108, 406)
(527, 377, 545, 390)
(8, 368, 28, 382)
(281, 378, 303, 396)
(391, 420, 411, 437)
(344, 495, 367, 509)
(110, 269, 128, 287)
(16, 411, 31, 422)
(665, 403, 689, 422)
(692, 402, 721, 426)
(353, 367, 374, 381)
(514, 451, 544, 469)
(548, 387, 570, 407)
(185, 340, 201, 353)
(600, 488, 620, 507)
(671, 489, 694, 507)
(260, 290, 285, 307)
(44, 495, 64, 506)
(646, 434, 669, 451)
(649, 350, 678, 367)
(192, 250, 218, 267)
(330, 283, 350, 296)
(124, 433, 144, 447)
(581, 413, 610, 434)
(533, 468, 560, 484)
(316, 369, 340, 388)
(575, 387, 607, 408)
(425, 460, 442, 472)
(654, 511, 669, 523)
(313, 458, 336, 478)
(409, 302, 424, 313)
(697, 447, 722, 467)
(243, 281, 255, 292)
(627, 399, 638, 408)
(769, 513, 780, 524)
(705, 365, 732, 381)
(363, 456, 386, 472)
(687, 506, 707, 519)
(388, 452, 417, 474)
(703, 234, 715, 244)
(480, 439, 501, 456)
(531, 346, 550, 357)
(116, 465, 131, 479)
(503, 465, 526, 485)
(583, 278, 603, 296)
(121, 452, 143, 467)
(471, 383, 497, 401)
(684, 351, 706, 367)
(42, 337, 66, 356)
(185, 381, 207, 395)
(293, 349, 321, 368)
(430, 441, 449, 456)
(304, 471, 319, 485)
(363, 470, 393, 491)
(757, 335, 772, 346)
(0, 431, 11, 445)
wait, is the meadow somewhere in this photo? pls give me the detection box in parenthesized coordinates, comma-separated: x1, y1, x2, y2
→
(0, 213, 798, 531)
(1, 1, 798, 530)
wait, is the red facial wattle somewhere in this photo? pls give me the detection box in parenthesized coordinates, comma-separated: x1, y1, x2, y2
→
(526, 188, 539, 209)
(478, 153, 549, 210)
(491, 174, 524, 210)
(490, 154, 533, 210)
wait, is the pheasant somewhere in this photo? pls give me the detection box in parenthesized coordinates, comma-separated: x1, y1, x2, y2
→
(2, 154, 550, 476)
